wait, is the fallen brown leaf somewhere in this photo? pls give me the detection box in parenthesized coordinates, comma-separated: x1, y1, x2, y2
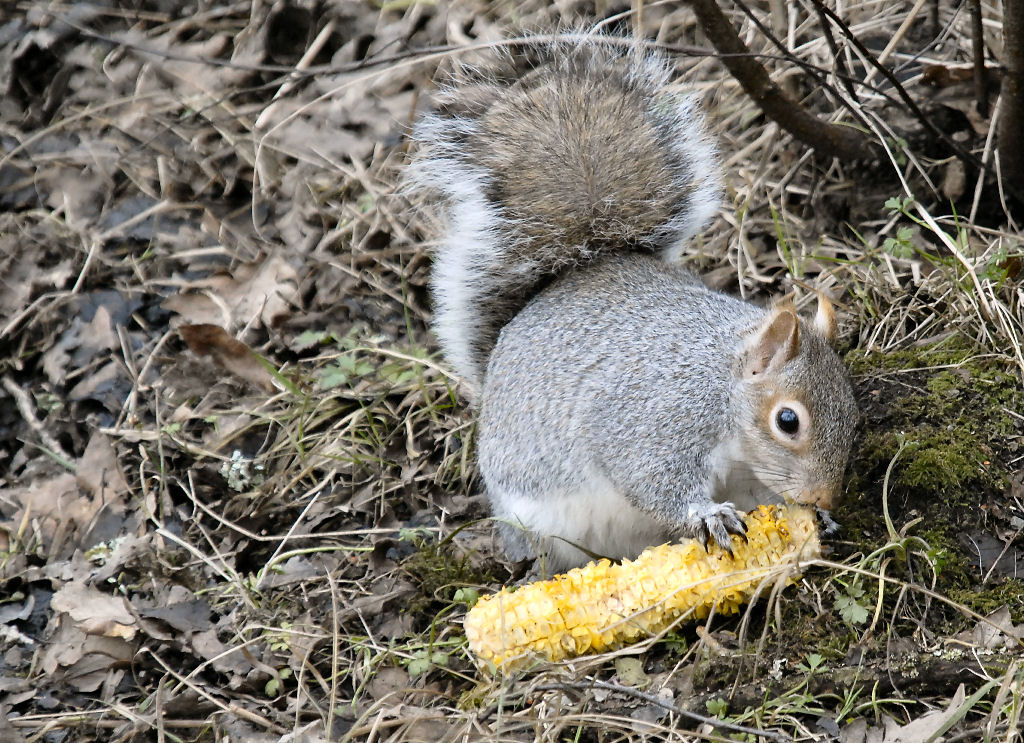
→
(76, 433, 131, 503)
(162, 255, 299, 330)
(179, 323, 276, 392)
(50, 581, 137, 639)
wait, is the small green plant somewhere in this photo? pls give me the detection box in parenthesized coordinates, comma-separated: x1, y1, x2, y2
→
(882, 225, 916, 259)
(834, 580, 871, 626)
(796, 653, 825, 675)
(882, 197, 927, 260)
(660, 630, 689, 655)
(452, 587, 479, 607)
(264, 622, 294, 652)
(264, 667, 291, 697)
(405, 648, 450, 678)
(881, 195, 975, 270)
(320, 353, 375, 388)
(706, 698, 729, 718)
(925, 545, 951, 575)
(980, 243, 1011, 282)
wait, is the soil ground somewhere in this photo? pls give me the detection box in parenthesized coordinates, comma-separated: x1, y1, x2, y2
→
(1, 1, 1023, 742)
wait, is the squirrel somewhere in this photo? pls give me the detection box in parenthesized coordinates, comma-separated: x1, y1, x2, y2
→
(407, 40, 858, 572)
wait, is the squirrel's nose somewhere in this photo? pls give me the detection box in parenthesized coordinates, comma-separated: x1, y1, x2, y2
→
(794, 485, 838, 509)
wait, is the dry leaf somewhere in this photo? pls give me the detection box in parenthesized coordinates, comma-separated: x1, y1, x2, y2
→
(162, 255, 299, 329)
(179, 323, 275, 391)
(76, 433, 130, 503)
(0, 473, 96, 552)
(39, 624, 136, 693)
(191, 628, 253, 676)
(953, 606, 1024, 649)
(139, 599, 213, 634)
(50, 581, 137, 640)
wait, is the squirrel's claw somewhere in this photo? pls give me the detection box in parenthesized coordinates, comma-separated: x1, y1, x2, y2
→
(692, 502, 746, 555)
(697, 526, 713, 554)
(727, 516, 748, 541)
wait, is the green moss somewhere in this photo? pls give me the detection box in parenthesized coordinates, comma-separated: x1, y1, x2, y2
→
(949, 580, 1024, 623)
(845, 344, 1018, 502)
(834, 339, 1022, 635)
(852, 428, 998, 496)
(399, 537, 496, 622)
(844, 340, 987, 376)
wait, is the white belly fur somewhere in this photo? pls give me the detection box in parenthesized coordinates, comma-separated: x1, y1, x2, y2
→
(494, 467, 669, 571)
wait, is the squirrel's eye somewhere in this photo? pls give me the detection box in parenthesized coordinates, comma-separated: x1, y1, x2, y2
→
(776, 407, 800, 435)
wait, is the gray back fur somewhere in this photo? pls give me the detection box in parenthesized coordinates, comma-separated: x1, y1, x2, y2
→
(407, 40, 721, 392)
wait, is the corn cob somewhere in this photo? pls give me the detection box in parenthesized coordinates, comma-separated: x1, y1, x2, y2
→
(464, 505, 819, 669)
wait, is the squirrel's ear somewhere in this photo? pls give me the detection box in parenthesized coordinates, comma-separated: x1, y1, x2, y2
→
(743, 308, 800, 378)
(812, 292, 838, 345)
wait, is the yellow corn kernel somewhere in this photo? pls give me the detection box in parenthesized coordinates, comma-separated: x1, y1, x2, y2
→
(464, 505, 820, 668)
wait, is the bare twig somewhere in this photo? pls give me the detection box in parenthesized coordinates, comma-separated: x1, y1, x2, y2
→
(808, 0, 1024, 204)
(2, 374, 74, 466)
(685, 0, 870, 162)
(813, 1, 859, 103)
(998, 0, 1024, 196)
(970, 0, 990, 117)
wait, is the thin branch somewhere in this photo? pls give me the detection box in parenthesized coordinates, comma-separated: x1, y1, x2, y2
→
(684, 0, 870, 162)
(971, 0, 990, 117)
(998, 0, 1024, 197)
(808, 0, 1024, 204)
(813, 1, 860, 103)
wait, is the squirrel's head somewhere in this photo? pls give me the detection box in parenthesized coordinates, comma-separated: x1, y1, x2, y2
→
(733, 295, 858, 510)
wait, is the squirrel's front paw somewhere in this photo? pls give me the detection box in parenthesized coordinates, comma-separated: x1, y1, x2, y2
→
(687, 502, 747, 554)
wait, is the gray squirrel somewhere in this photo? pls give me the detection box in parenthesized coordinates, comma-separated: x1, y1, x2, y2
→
(407, 40, 857, 572)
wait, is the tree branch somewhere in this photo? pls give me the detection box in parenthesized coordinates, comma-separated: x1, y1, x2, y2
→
(997, 0, 1024, 197)
(685, 0, 870, 162)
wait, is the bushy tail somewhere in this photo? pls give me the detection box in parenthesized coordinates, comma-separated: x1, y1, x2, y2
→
(406, 39, 722, 392)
